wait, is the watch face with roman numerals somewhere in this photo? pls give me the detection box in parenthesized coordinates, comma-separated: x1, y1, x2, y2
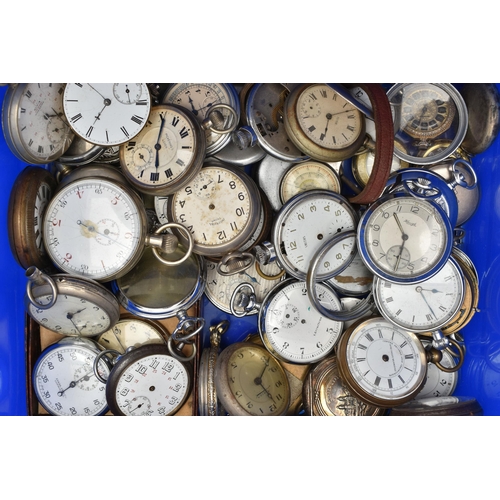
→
(63, 83, 151, 146)
(119, 104, 205, 195)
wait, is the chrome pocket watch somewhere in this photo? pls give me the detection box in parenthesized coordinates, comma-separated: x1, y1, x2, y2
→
(233, 83, 309, 162)
(214, 341, 291, 416)
(165, 160, 262, 258)
(336, 316, 459, 408)
(25, 266, 120, 337)
(33, 336, 110, 416)
(283, 83, 366, 162)
(230, 278, 344, 365)
(387, 83, 468, 165)
(162, 83, 240, 155)
(95, 343, 191, 416)
(271, 189, 359, 281)
(8, 166, 57, 270)
(357, 191, 454, 284)
(63, 83, 151, 147)
(2, 83, 75, 163)
(42, 165, 190, 282)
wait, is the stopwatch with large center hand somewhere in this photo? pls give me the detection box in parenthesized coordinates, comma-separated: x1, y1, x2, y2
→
(33, 337, 110, 416)
(357, 192, 453, 284)
(272, 189, 359, 281)
(162, 83, 240, 155)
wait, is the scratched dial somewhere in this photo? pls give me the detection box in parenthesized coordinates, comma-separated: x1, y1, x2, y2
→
(43, 176, 146, 282)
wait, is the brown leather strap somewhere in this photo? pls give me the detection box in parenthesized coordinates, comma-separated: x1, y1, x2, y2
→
(346, 83, 394, 205)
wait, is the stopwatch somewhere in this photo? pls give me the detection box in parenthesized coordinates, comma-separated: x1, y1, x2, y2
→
(214, 341, 291, 416)
(25, 266, 120, 336)
(63, 83, 151, 147)
(42, 165, 190, 282)
(279, 159, 341, 204)
(372, 255, 465, 333)
(165, 160, 262, 257)
(96, 314, 169, 353)
(7, 166, 57, 270)
(32, 337, 110, 416)
(204, 258, 285, 315)
(119, 104, 206, 196)
(97, 343, 191, 416)
(233, 83, 309, 162)
(272, 189, 359, 281)
(357, 192, 454, 284)
(230, 278, 344, 365)
(336, 316, 439, 407)
(162, 83, 240, 155)
(387, 83, 468, 165)
(283, 83, 366, 162)
(2, 83, 75, 163)
(302, 355, 384, 416)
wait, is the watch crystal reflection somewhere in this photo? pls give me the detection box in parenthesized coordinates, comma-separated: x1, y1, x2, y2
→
(115, 246, 200, 313)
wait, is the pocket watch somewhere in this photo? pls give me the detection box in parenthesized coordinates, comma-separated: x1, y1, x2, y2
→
(33, 337, 110, 416)
(214, 341, 291, 416)
(357, 192, 454, 284)
(231, 278, 344, 365)
(119, 104, 206, 196)
(279, 159, 341, 204)
(95, 314, 169, 353)
(8, 166, 57, 270)
(63, 83, 151, 147)
(372, 255, 465, 334)
(272, 189, 359, 281)
(25, 267, 120, 336)
(302, 355, 384, 416)
(336, 316, 442, 408)
(165, 160, 262, 258)
(204, 258, 285, 314)
(162, 83, 240, 155)
(233, 83, 309, 162)
(42, 166, 188, 282)
(57, 134, 105, 166)
(97, 343, 191, 416)
(387, 83, 468, 165)
(2, 83, 75, 163)
(283, 83, 365, 162)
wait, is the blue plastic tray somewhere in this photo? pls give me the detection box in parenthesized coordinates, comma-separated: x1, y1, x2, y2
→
(2, 84, 500, 415)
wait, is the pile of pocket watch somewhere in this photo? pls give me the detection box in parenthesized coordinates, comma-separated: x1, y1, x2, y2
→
(5, 82, 496, 416)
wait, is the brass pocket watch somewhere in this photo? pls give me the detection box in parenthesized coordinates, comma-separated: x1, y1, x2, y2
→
(214, 341, 291, 416)
(8, 166, 57, 270)
(2, 83, 75, 164)
(33, 337, 110, 416)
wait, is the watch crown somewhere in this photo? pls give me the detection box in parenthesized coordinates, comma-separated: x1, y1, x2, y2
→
(232, 126, 257, 150)
(253, 241, 276, 265)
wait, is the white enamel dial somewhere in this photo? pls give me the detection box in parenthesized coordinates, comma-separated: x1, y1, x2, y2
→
(119, 105, 204, 195)
(168, 163, 260, 256)
(63, 83, 151, 146)
(106, 345, 190, 416)
(358, 194, 452, 283)
(373, 257, 464, 332)
(43, 178, 145, 281)
(295, 84, 363, 149)
(338, 317, 427, 405)
(2, 83, 74, 163)
(33, 339, 109, 416)
(162, 83, 238, 154)
(273, 189, 358, 280)
(260, 279, 343, 364)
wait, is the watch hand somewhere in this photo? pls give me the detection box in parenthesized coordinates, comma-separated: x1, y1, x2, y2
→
(125, 85, 131, 104)
(92, 103, 107, 126)
(111, 328, 127, 352)
(241, 272, 258, 284)
(420, 288, 443, 294)
(188, 96, 198, 116)
(256, 384, 276, 403)
(392, 213, 409, 271)
(76, 220, 129, 250)
(155, 112, 166, 168)
(418, 287, 437, 319)
(87, 84, 109, 101)
(57, 369, 94, 396)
